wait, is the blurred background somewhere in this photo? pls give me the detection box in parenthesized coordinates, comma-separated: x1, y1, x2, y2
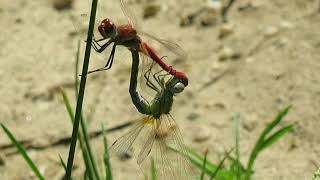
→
(0, 0, 320, 179)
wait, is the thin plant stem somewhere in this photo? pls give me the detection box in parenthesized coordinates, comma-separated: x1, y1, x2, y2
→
(200, 148, 209, 180)
(65, 0, 98, 179)
(75, 36, 100, 180)
(233, 113, 240, 179)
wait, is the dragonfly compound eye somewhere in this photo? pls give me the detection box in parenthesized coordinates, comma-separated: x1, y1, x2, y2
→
(99, 18, 116, 38)
(171, 82, 185, 94)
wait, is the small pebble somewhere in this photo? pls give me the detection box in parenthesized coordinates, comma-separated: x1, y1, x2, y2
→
(180, 14, 194, 27)
(279, 21, 294, 29)
(245, 57, 255, 63)
(52, 0, 73, 10)
(213, 102, 226, 110)
(243, 122, 256, 132)
(219, 23, 234, 38)
(189, 124, 211, 143)
(218, 47, 239, 61)
(143, 4, 160, 19)
(279, 37, 289, 46)
(207, 0, 222, 14)
(15, 18, 23, 24)
(187, 113, 200, 121)
(219, 47, 233, 61)
(264, 26, 279, 38)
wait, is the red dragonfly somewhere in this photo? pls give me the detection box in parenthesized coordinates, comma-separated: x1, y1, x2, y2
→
(75, 0, 188, 86)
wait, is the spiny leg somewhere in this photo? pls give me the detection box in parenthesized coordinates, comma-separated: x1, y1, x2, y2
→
(157, 71, 170, 88)
(153, 68, 166, 88)
(92, 38, 113, 53)
(91, 36, 105, 49)
(87, 43, 117, 74)
(157, 61, 171, 88)
(153, 57, 167, 78)
(144, 63, 159, 92)
(153, 56, 168, 87)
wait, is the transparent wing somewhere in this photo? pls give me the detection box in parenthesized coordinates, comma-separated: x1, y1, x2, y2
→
(139, 115, 198, 180)
(158, 115, 198, 179)
(108, 119, 145, 156)
(139, 31, 188, 60)
(136, 123, 156, 164)
(120, 0, 139, 29)
(71, 13, 104, 42)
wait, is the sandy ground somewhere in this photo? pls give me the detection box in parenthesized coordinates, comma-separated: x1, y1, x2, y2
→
(1, 0, 320, 179)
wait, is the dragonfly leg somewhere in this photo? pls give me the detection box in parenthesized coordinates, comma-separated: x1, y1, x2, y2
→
(92, 39, 113, 53)
(144, 64, 159, 93)
(157, 71, 170, 88)
(87, 44, 117, 74)
(103, 43, 117, 69)
(153, 68, 166, 88)
(153, 56, 169, 88)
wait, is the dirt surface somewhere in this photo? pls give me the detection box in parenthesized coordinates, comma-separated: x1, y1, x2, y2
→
(1, 0, 320, 179)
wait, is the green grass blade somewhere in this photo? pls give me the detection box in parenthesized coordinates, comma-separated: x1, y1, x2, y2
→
(59, 155, 68, 171)
(259, 125, 294, 151)
(150, 158, 157, 180)
(245, 106, 292, 179)
(313, 166, 320, 180)
(59, 154, 74, 180)
(200, 148, 209, 180)
(1, 124, 45, 180)
(74, 40, 80, 95)
(260, 106, 292, 142)
(102, 124, 113, 180)
(65, 0, 99, 179)
(60, 90, 96, 180)
(209, 149, 232, 180)
(61, 90, 75, 121)
(80, 115, 100, 179)
(168, 144, 230, 179)
(233, 113, 241, 180)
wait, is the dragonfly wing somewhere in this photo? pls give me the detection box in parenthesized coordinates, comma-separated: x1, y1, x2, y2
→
(71, 13, 103, 42)
(136, 123, 156, 164)
(120, 0, 139, 30)
(108, 119, 145, 156)
(139, 31, 188, 60)
(159, 115, 199, 179)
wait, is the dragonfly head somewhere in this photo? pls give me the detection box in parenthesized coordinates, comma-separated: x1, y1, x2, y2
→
(175, 71, 188, 87)
(98, 18, 117, 39)
(167, 77, 185, 95)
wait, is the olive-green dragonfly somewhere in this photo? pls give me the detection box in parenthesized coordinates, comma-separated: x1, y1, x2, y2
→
(108, 50, 196, 179)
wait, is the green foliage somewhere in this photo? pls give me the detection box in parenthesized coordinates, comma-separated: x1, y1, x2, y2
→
(313, 166, 320, 180)
(150, 158, 157, 180)
(0, 124, 45, 180)
(102, 124, 113, 180)
(171, 106, 293, 180)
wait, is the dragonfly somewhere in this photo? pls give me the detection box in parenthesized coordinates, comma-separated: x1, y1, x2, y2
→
(108, 50, 196, 179)
(74, 0, 188, 86)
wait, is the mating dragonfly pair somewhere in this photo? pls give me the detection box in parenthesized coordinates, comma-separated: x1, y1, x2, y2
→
(75, 0, 195, 179)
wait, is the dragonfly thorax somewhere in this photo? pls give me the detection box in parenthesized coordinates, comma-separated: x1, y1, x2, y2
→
(98, 18, 117, 39)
